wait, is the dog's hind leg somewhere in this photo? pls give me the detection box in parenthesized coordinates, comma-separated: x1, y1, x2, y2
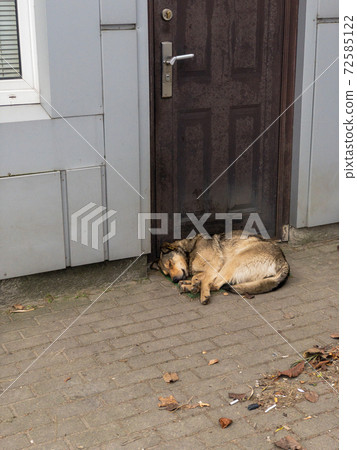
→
(224, 262, 290, 295)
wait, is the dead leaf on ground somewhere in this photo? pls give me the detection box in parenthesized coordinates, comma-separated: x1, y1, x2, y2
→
(304, 391, 319, 403)
(158, 395, 178, 410)
(274, 435, 305, 449)
(208, 359, 219, 365)
(64, 377, 71, 382)
(219, 417, 233, 428)
(11, 306, 35, 313)
(330, 333, 339, 339)
(229, 392, 248, 401)
(186, 401, 210, 409)
(276, 361, 305, 379)
(283, 312, 295, 319)
(303, 347, 325, 358)
(223, 292, 229, 296)
(13, 304, 24, 310)
(163, 372, 179, 383)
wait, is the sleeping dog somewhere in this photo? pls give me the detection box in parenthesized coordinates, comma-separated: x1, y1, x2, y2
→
(152, 231, 289, 304)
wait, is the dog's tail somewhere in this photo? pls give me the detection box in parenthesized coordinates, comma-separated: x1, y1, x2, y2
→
(222, 260, 290, 296)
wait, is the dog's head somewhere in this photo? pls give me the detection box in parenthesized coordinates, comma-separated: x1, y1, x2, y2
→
(152, 241, 189, 283)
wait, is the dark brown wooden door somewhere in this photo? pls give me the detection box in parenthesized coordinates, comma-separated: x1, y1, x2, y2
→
(150, 0, 292, 255)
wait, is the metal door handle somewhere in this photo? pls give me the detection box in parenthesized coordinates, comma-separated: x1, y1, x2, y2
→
(164, 53, 195, 65)
(161, 41, 194, 98)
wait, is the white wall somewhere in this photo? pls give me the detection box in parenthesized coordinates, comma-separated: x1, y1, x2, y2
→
(290, 0, 339, 228)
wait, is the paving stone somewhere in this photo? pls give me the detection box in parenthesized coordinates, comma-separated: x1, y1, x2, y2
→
(79, 360, 129, 382)
(66, 423, 120, 448)
(35, 440, 70, 449)
(301, 433, 338, 449)
(0, 330, 22, 343)
(181, 325, 226, 344)
(151, 322, 197, 339)
(65, 341, 112, 361)
(82, 402, 137, 427)
(109, 331, 154, 349)
(50, 397, 104, 420)
(101, 383, 154, 405)
(157, 354, 208, 373)
(290, 412, 338, 438)
(0, 385, 34, 405)
(140, 335, 186, 353)
(158, 310, 202, 327)
(118, 408, 177, 435)
(96, 345, 143, 364)
(159, 435, 207, 449)
(156, 413, 216, 440)
(121, 318, 162, 335)
(0, 433, 31, 449)
(126, 350, 176, 370)
(105, 432, 162, 449)
(295, 393, 338, 415)
(76, 328, 125, 346)
(171, 340, 218, 358)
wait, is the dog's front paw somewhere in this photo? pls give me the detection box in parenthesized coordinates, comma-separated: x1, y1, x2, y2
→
(178, 280, 192, 293)
(200, 295, 210, 305)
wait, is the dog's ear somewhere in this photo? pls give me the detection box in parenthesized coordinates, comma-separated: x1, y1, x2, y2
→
(150, 260, 160, 271)
(161, 237, 198, 254)
(160, 242, 176, 254)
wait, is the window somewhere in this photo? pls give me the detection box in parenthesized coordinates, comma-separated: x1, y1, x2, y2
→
(0, 0, 39, 106)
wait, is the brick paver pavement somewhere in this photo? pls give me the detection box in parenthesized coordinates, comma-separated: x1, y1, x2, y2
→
(0, 240, 339, 449)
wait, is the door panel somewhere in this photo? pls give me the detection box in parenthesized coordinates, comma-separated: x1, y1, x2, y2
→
(151, 0, 286, 254)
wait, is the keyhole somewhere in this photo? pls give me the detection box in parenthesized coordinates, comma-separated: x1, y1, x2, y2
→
(162, 8, 173, 21)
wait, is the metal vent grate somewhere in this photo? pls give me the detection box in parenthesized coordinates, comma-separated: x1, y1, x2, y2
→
(0, 0, 21, 79)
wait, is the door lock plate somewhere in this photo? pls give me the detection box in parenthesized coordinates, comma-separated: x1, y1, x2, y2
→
(161, 42, 173, 98)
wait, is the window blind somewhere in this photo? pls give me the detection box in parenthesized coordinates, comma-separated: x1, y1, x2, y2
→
(0, 0, 21, 79)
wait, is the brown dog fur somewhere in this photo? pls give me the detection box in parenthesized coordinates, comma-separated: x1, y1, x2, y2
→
(154, 231, 289, 304)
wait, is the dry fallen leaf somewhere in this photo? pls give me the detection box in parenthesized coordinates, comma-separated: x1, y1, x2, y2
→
(219, 417, 232, 428)
(208, 359, 219, 365)
(303, 415, 312, 420)
(186, 401, 210, 409)
(277, 361, 305, 379)
(64, 377, 71, 382)
(274, 435, 305, 449)
(13, 304, 24, 310)
(330, 333, 339, 339)
(223, 292, 229, 296)
(163, 372, 179, 383)
(11, 307, 35, 313)
(304, 391, 319, 403)
(303, 347, 325, 358)
(229, 392, 248, 402)
(158, 395, 178, 409)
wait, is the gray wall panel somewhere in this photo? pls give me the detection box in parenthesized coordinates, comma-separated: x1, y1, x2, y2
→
(66, 167, 105, 266)
(290, 1, 339, 228)
(318, 0, 338, 18)
(42, 0, 103, 117)
(101, 30, 141, 259)
(0, 172, 66, 279)
(307, 23, 339, 226)
(100, 0, 136, 24)
(0, 115, 105, 176)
